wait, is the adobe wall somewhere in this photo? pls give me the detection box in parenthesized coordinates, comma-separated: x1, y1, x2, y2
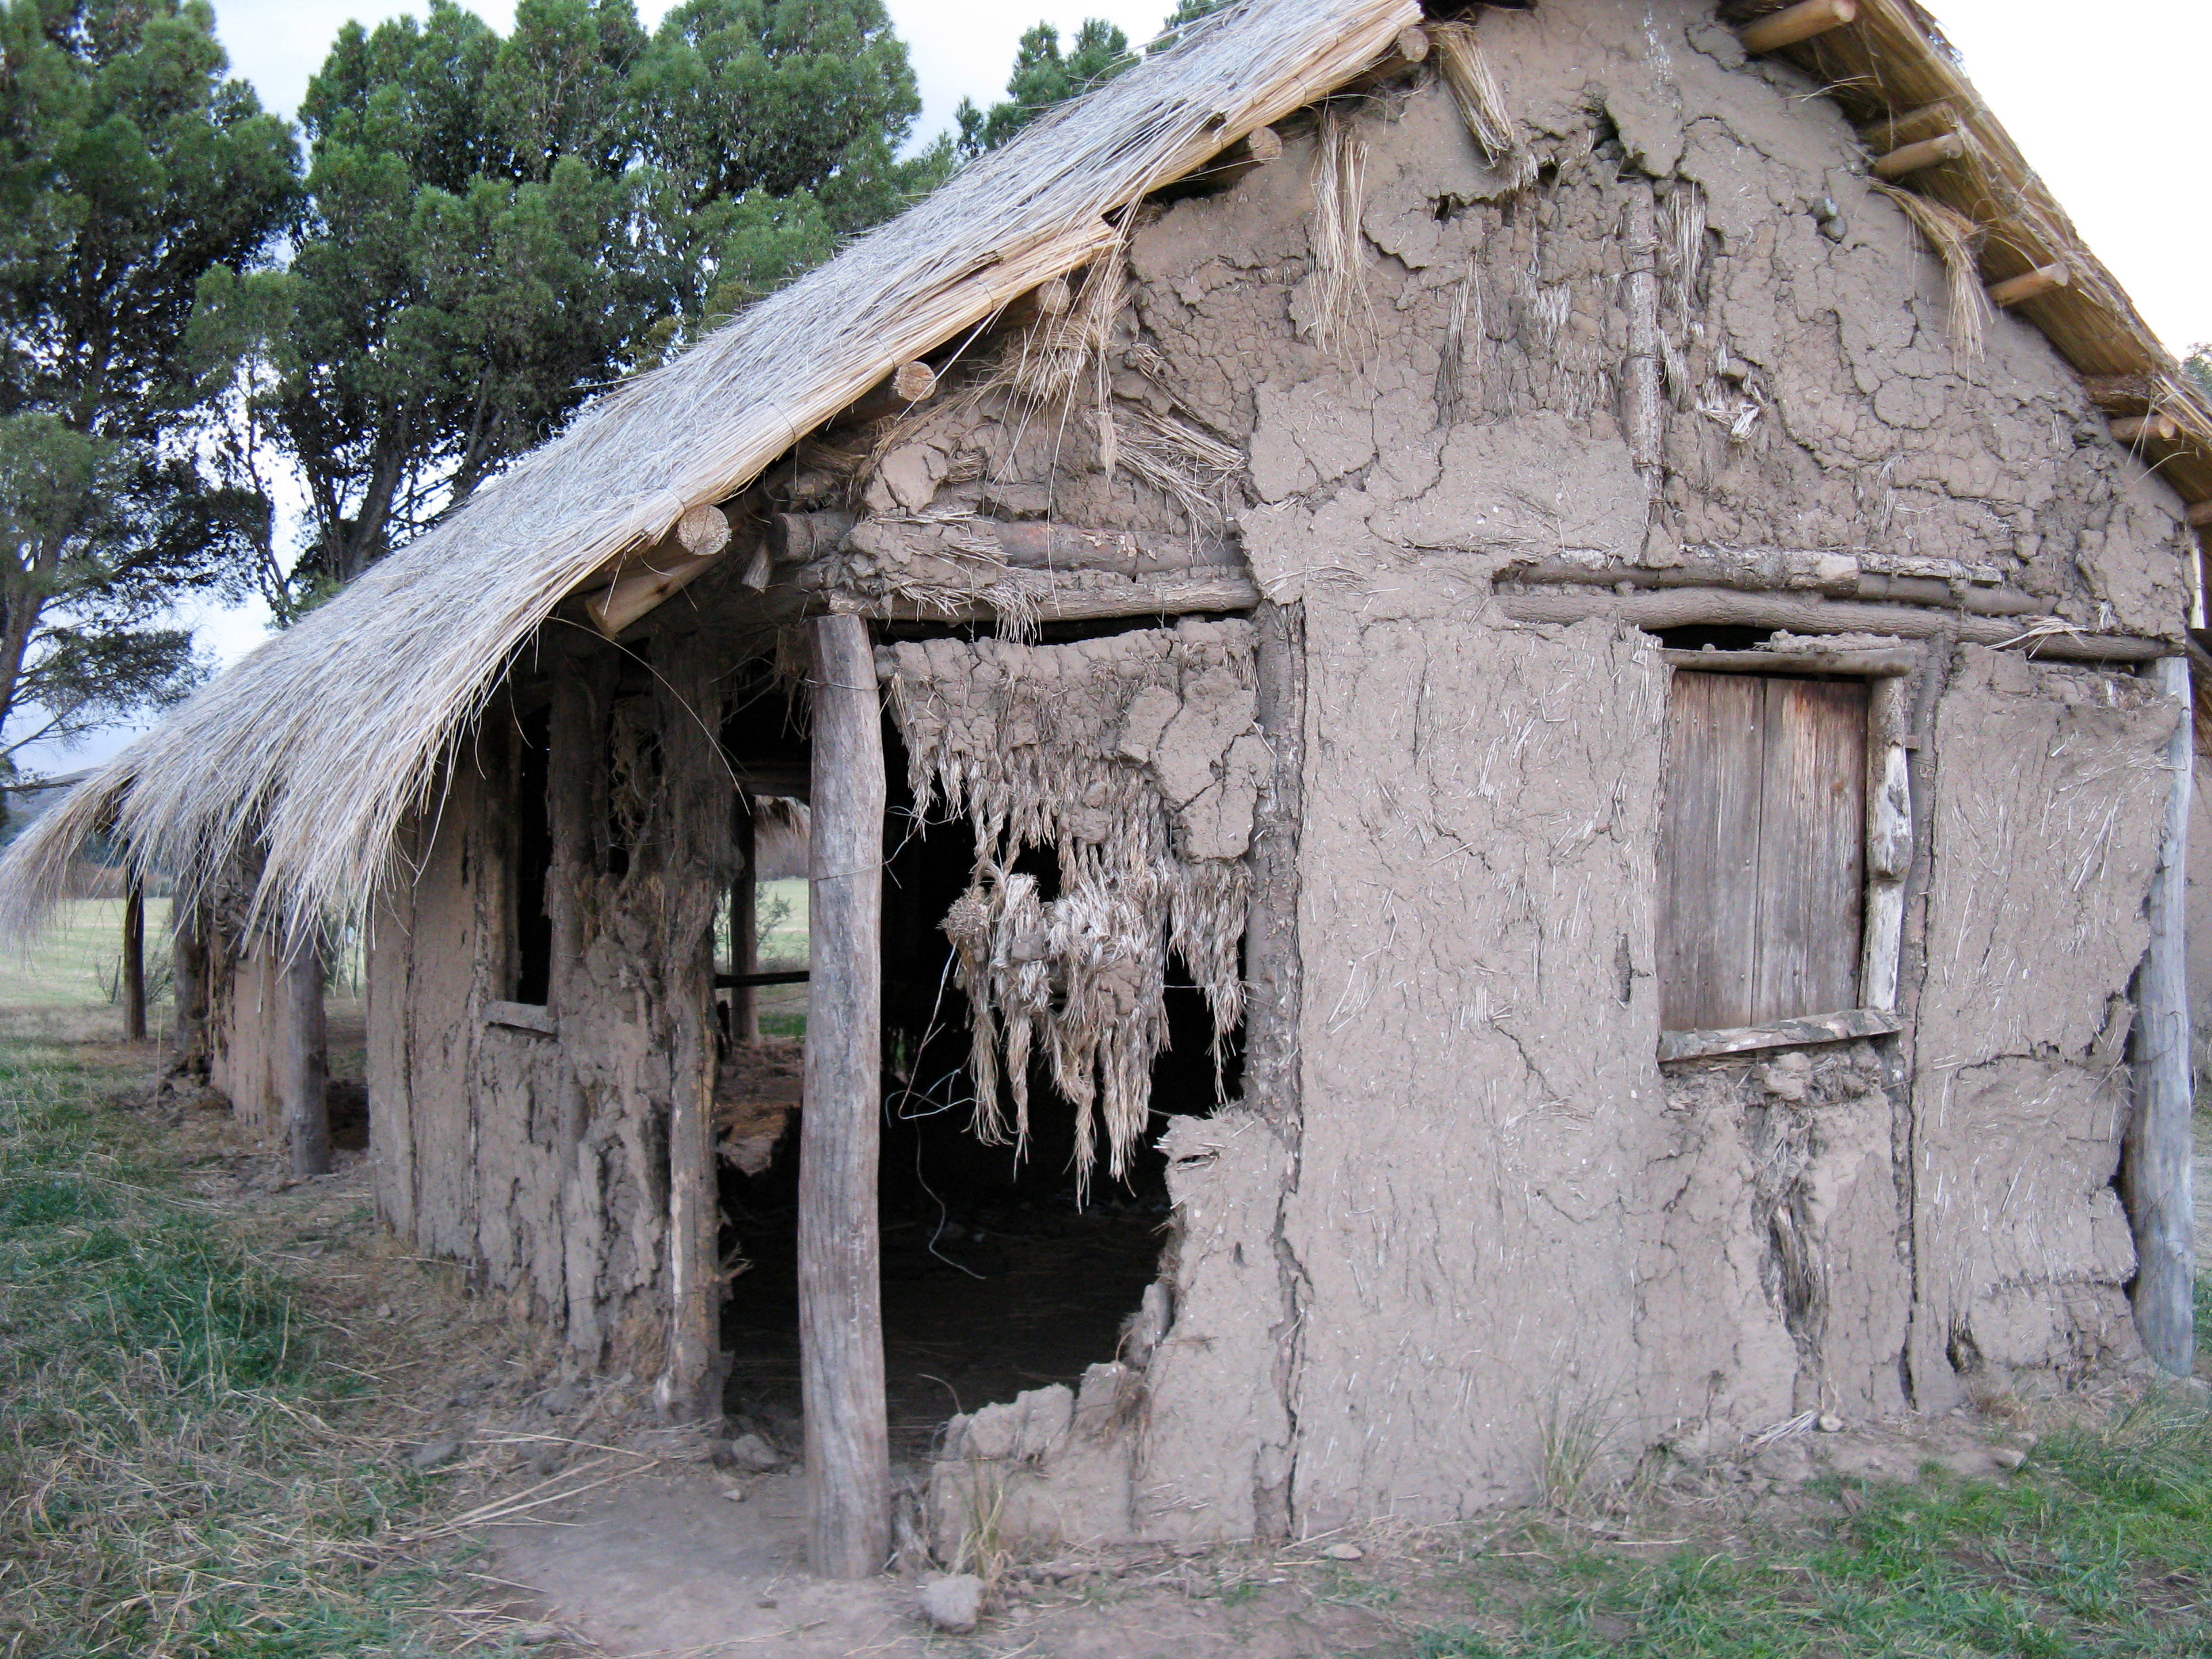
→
(918, 0, 2190, 1543)
(366, 626, 730, 1391)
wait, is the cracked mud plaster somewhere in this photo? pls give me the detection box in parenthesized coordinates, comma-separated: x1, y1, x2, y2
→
(1907, 649, 2175, 1403)
(369, 642, 729, 1382)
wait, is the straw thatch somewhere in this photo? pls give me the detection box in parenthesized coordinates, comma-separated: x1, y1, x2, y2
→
(5, 0, 2209, 941)
(0, 0, 1422, 940)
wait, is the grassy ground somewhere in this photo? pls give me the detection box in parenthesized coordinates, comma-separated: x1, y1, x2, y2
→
(0, 897, 173, 1009)
(0, 1042, 483, 1658)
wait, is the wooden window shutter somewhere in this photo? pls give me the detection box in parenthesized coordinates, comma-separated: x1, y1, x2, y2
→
(1658, 672, 1868, 1031)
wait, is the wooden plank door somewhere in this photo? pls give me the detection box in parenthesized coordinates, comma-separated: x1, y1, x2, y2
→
(1658, 672, 1867, 1032)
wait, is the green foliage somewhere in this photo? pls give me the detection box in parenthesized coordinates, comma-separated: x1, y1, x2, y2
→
(955, 18, 1137, 157)
(197, 0, 934, 596)
(0, 0, 295, 764)
(0, 1044, 449, 1656)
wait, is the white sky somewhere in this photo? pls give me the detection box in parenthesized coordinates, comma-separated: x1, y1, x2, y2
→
(20, 0, 2208, 772)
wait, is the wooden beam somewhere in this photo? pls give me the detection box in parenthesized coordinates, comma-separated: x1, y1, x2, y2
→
(1659, 646, 1919, 677)
(1986, 263, 2068, 308)
(798, 612, 890, 1580)
(2110, 413, 2184, 446)
(2081, 374, 2165, 414)
(2188, 500, 2212, 529)
(836, 360, 942, 426)
(122, 876, 146, 1042)
(2123, 654, 2194, 1376)
(1871, 131, 1966, 178)
(1861, 100, 1957, 154)
(1658, 1006, 1900, 1063)
(1739, 0, 1859, 55)
(281, 939, 330, 1178)
(1495, 583, 2169, 661)
(839, 571, 1260, 626)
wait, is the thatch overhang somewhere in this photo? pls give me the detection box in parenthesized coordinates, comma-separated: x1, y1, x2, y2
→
(4, 0, 2207, 941)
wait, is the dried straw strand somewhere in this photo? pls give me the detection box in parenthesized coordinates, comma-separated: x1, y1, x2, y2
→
(1875, 182, 1989, 361)
(1307, 105, 1374, 354)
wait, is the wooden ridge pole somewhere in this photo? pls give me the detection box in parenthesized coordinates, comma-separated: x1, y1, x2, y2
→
(798, 613, 890, 1578)
(121, 876, 146, 1042)
(281, 935, 330, 1178)
(2124, 655, 2194, 1376)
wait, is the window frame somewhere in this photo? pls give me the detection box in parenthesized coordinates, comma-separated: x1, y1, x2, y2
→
(1654, 642, 1917, 1063)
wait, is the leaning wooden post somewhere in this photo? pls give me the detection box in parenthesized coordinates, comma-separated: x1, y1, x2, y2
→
(121, 875, 146, 1042)
(2123, 653, 2194, 1375)
(280, 933, 331, 1178)
(798, 612, 890, 1578)
(735, 794, 760, 1043)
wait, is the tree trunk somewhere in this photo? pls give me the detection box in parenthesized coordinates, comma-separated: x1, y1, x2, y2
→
(734, 796, 760, 1043)
(2123, 654, 2194, 1374)
(121, 877, 146, 1042)
(281, 939, 330, 1178)
(798, 613, 890, 1580)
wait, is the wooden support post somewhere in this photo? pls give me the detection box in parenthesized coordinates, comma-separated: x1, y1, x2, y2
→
(1986, 264, 2068, 307)
(734, 795, 760, 1044)
(171, 898, 206, 1072)
(121, 876, 146, 1042)
(1872, 131, 1966, 178)
(798, 613, 890, 1579)
(281, 937, 330, 1178)
(1740, 0, 1858, 55)
(2123, 654, 2194, 1376)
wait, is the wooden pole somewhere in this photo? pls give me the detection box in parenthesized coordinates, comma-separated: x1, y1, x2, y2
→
(1871, 131, 1966, 178)
(1740, 0, 1858, 55)
(2110, 414, 2183, 447)
(121, 876, 146, 1042)
(798, 613, 889, 1579)
(171, 898, 206, 1073)
(734, 797, 760, 1044)
(281, 936, 330, 1178)
(2124, 655, 2194, 1377)
(1986, 264, 2068, 307)
(2189, 500, 2212, 529)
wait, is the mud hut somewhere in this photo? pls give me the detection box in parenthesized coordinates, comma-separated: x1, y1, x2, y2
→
(6, 0, 2205, 1574)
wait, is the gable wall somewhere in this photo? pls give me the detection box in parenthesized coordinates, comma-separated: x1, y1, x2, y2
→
(901, 0, 2186, 1537)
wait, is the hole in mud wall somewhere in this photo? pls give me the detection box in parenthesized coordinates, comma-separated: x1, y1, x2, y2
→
(714, 720, 1239, 1463)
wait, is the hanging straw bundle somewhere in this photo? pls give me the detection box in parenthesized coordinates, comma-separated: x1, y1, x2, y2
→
(1875, 182, 1989, 361)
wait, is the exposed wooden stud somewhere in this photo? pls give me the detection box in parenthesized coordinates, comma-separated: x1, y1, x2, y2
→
(1739, 0, 1860, 56)
(1986, 263, 2068, 307)
(1860, 100, 1957, 154)
(2111, 413, 2183, 446)
(2123, 654, 2194, 1376)
(733, 796, 760, 1044)
(122, 876, 146, 1042)
(1871, 131, 1966, 178)
(799, 612, 890, 1580)
(2187, 501, 2212, 529)
(839, 571, 1260, 626)
(280, 939, 330, 1179)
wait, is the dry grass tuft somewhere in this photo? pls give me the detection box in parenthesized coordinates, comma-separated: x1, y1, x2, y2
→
(1430, 20, 1536, 192)
(1306, 104, 1374, 355)
(1875, 182, 1989, 361)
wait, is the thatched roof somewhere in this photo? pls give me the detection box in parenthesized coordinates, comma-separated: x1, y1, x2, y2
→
(5, 0, 2207, 940)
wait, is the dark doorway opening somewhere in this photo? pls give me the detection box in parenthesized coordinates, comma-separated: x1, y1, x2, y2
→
(714, 718, 1239, 1463)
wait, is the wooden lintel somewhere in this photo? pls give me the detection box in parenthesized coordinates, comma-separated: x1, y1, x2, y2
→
(1659, 646, 1919, 678)
(1872, 131, 1966, 178)
(1658, 1006, 1902, 1063)
(484, 1000, 558, 1036)
(1740, 0, 1859, 56)
(1986, 264, 2068, 307)
(1496, 583, 2169, 662)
